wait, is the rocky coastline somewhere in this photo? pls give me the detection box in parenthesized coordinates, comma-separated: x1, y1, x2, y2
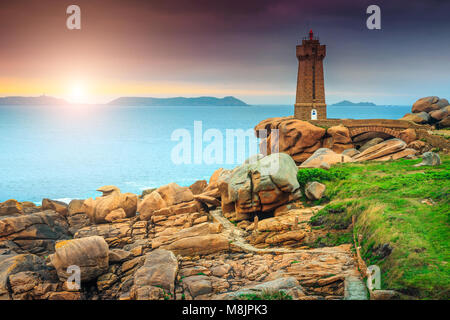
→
(0, 96, 448, 301)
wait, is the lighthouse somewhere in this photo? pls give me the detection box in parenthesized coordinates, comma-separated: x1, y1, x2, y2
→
(294, 30, 327, 120)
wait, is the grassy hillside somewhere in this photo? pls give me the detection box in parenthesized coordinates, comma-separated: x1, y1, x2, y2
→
(299, 155, 450, 300)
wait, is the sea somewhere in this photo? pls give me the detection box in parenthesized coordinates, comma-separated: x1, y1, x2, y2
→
(0, 104, 410, 203)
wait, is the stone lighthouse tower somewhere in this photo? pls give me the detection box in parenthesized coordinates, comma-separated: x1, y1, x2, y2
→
(294, 30, 327, 120)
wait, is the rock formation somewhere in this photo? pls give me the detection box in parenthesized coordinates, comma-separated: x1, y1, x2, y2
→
(217, 153, 301, 221)
(401, 96, 449, 128)
(82, 186, 138, 224)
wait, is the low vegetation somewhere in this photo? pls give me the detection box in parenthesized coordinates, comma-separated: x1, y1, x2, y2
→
(237, 290, 293, 300)
(296, 167, 346, 189)
(304, 155, 450, 300)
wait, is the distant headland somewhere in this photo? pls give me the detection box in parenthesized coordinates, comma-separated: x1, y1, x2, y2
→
(331, 100, 376, 106)
(107, 96, 248, 106)
(0, 95, 69, 105)
(0, 95, 249, 106)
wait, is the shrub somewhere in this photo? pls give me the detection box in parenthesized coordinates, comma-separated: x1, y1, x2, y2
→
(297, 167, 346, 189)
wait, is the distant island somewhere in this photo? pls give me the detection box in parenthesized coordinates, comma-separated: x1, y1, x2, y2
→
(331, 100, 376, 106)
(0, 95, 249, 106)
(108, 96, 248, 106)
(0, 95, 68, 105)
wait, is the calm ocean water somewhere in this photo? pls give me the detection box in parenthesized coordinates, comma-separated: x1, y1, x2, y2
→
(0, 104, 410, 202)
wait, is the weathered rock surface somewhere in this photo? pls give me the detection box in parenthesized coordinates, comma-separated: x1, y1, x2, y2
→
(255, 117, 326, 163)
(305, 182, 326, 200)
(82, 186, 137, 224)
(74, 219, 149, 248)
(359, 138, 384, 152)
(342, 148, 360, 158)
(0, 200, 23, 217)
(218, 153, 301, 220)
(130, 249, 178, 300)
(0, 211, 70, 255)
(50, 236, 109, 282)
(354, 139, 407, 161)
(402, 96, 449, 128)
(0, 253, 48, 299)
(300, 148, 353, 168)
(437, 116, 450, 129)
(41, 199, 68, 216)
(189, 180, 208, 195)
(220, 277, 304, 300)
(322, 125, 354, 153)
(138, 183, 197, 221)
(414, 152, 441, 167)
(67, 200, 91, 234)
(398, 128, 417, 144)
(412, 96, 440, 113)
(407, 140, 428, 153)
(156, 183, 194, 206)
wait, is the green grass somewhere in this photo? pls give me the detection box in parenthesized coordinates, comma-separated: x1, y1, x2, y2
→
(310, 231, 353, 248)
(237, 290, 293, 300)
(302, 155, 450, 300)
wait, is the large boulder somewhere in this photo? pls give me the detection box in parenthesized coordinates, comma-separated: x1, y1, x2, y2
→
(0, 211, 71, 255)
(429, 109, 448, 122)
(299, 148, 353, 168)
(255, 117, 326, 163)
(49, 236, 109, 282)
(353, 139, 407, 161)
(130, 249, 178, 300)
(138, 191, 167, 220)
(323, 125, 354, 153)
(218, 153, 301, 219)
(412, 96, 440, 113)
(82, 186, 137, 224)
(67, 200, 91, 234)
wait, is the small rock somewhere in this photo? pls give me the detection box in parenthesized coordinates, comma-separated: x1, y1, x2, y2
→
(414, 152, 441, 167)
(305, 181, 326, 201)
(0, 199, 23, 216)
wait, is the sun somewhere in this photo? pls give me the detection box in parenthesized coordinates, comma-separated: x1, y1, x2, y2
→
(67, 82, 89, 104)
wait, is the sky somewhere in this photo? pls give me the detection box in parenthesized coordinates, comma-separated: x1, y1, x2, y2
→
(0, 0, 449, 105)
